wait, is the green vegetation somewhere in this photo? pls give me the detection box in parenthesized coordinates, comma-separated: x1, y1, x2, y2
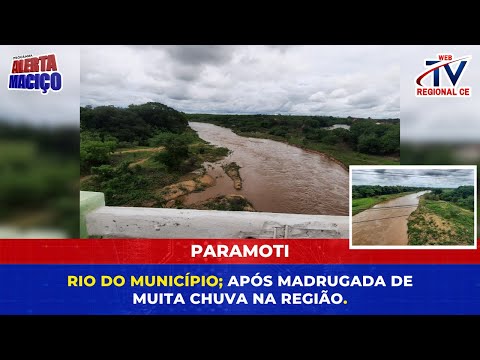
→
(0, 123, 79, 237)
(408, 196, 475, 245)
(352, 183, 475, 244)
(81, 102, 188, 145)
(222, 162, 243, 190)
(81, 102, 401, 209)
(150, 131, 197, 172)
(222, 162, 241, 174)
(352, 185, 427, 199)
(188, 195, 254, 211)
(80, 131, 117, 174)
(401, 142, 479, 225)
(81, 139, 228, 207)
(81, 102, 189, 175)
(187, 113, 400, 166)
(352, 192, 415, 215)
(287, 137, 398, 166)
(110, 150, 157, 166)
(424, 186, 474, 211)
(80, 103, 229, 207)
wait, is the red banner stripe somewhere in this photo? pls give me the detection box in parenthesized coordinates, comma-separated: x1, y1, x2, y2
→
(0, 239, 478, 264)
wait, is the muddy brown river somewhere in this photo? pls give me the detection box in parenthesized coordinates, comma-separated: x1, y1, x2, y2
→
(351, 191, 430, 245)
(183, 122, 349, 215)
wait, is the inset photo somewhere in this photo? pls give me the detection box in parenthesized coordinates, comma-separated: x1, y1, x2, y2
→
(350, 165, 477, 248)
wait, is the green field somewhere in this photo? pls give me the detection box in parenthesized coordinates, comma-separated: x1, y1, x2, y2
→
(407, 198, 475, 245)
(352, 192, 414, 216)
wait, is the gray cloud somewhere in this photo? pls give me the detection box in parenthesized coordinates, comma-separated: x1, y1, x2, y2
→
(265, 45, 296, 53)
(0, 45, 79, 126)
(347, 91, 381, 109)
(352, 168, 475, 188)
(81, 45, 400, 119)
(164, 45, 235, 66)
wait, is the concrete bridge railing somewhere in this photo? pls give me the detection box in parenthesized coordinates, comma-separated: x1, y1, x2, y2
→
(80, 191, 349, 239)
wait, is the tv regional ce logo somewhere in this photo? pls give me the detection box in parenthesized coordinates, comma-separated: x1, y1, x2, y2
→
(416, 54, 472, 97)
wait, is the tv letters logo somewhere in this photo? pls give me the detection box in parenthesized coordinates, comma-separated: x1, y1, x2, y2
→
(415, 54, 471, 97)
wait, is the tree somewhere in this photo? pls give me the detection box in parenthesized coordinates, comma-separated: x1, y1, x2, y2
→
(357, 133, 380, 154)
(379, 126, 400, 154)
(152, 132, 191, 171)
(80, 102, 188, 147)
(128, 102, 188, 133)
(80, 138, 117, 174)
(89, 162, 151, 206)
(349, 121, 399, 155)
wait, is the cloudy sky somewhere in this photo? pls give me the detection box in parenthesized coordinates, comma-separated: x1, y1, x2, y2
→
(401, 45, 480, 142)
(352, 168, 475, 188)
(0, 45, 79, 127)
(80, 45, 400, 119)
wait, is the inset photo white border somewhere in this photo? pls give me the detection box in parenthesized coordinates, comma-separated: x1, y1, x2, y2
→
(349, 165, 477, 249)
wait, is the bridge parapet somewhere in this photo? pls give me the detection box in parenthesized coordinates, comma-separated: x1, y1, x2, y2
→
(81, 191, 349, 239)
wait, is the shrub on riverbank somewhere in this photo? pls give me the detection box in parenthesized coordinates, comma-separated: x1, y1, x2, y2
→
(407, 197, 474, 245)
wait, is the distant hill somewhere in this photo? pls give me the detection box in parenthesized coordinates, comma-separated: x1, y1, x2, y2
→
(81, 102, 188, 145)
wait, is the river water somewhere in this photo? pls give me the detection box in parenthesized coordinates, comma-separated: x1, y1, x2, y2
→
(183, 122, 349, 215)
(351, 191, 430, 245)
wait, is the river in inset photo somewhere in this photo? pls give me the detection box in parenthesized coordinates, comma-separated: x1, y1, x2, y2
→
(352, 191, 429, 245)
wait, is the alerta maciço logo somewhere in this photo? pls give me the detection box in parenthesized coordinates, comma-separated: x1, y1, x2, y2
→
(8, 53, 62, 95)
(416, 54, 471, 97)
